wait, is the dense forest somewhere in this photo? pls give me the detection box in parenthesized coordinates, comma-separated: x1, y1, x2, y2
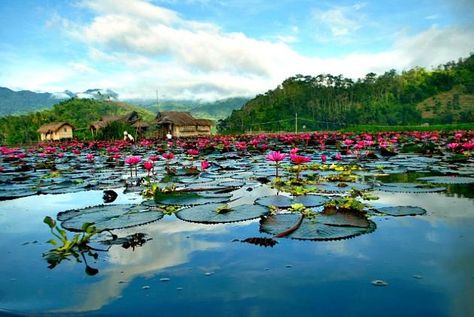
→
(0, 99, 154, 145)
(218, 54, 474, 134)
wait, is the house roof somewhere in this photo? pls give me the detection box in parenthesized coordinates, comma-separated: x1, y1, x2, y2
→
(90, 111, 139, 130)
(156, 111, 214, 126)
(37, 122, 74, 134)
(132, 120, 150, 128)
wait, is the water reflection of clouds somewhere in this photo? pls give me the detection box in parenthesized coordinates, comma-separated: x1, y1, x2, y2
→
(373, 191, 474, 222)
(53, 220, 226, 313)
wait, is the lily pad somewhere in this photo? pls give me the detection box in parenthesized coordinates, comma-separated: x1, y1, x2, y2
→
(58, 204, 164, 231)
(255, 195, 329, 208)
(374, 206, 427, 216)
(154, 190, 230, 206)
(417, 176, 474, 184)
(176, 203, 268, 224)
(260, 212, 375, 241)
(377, 183, 446, 193)
(313, 182, 371, 193)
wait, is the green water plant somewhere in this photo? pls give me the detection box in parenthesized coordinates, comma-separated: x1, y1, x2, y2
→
(42, 216, 103, 275)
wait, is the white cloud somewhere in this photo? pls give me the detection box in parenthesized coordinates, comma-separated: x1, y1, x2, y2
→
(312, 3, 366, 38)
(11, 0, 472, 101)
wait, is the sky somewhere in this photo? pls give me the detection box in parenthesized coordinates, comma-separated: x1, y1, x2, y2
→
(0, 0, 473, 101)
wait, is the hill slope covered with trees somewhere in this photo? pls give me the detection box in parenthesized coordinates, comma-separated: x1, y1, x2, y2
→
(0, 99, 154, 145)
(218, 54, 474, 134)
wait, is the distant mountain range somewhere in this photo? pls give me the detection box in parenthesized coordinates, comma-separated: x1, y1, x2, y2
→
(128, 97, 250, 120)
(0, 87, 119, 116)
(0, 87, 249, 120)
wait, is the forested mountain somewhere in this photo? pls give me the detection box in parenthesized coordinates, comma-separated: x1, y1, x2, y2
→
(218, 54, 474, 134)
(131, 97, 249, 120)
(0, 87, 60, 115)
(0, 99, 154, 145)
(0, 87, 120, 116)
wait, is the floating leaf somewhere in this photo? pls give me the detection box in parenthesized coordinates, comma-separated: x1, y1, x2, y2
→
(154, 190, 230, 206)
(58, 204, 164, 231)
(417, 176, 474, 184)
(377, 183, 446, 193)
(314, 182, 371, 193)
(260, 212, 375, 241)
(293, 195, 329, 207)
(255, 195, 292, 208)
(255, 194, 329, 208)
(176, 203, 268, 224)
(374, 206, 427, 216)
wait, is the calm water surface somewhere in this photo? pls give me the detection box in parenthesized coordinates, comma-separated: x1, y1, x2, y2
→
(0, 185, 473, 317)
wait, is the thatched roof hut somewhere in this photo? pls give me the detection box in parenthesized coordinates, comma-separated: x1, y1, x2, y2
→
(37, 122, 74, 141)
(90, 111, 139, 132)
(155, 111, 213, 137)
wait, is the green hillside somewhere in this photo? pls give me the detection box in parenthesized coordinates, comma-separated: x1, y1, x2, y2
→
(218, 54, 474, 134)
(0, 99, 155, 145)
(136, 97, 249, 120)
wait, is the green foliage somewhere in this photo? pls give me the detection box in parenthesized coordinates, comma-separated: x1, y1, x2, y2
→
(323, 188, 378, 213)
(215, 204, 233, 214)
(288, 203, 317, 219)
(42, 216, 101, 273)
(0, 99, 154, 145)
(219, 54, 474, 134)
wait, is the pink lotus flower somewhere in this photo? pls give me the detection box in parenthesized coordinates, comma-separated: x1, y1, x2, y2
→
(335, 153, 342, 160)
(86, 153, 94, 162)
(447, 143, 459, 151)
(125, 155, 142, 177)
(201, 160, 210, 171)
(266, 151, 287, 178)
(290, 153, 311, 165)
(290, 153, 311, 181)
(0, 166, 4, 172)
(266, 151, 287, 162)
(290, 148, 299, 155)
(321, 154, 327, 163)
(162, 152, 175, 160)
(143, 161, 153, 171)
(187, 149, 199, 156)
(343, 139, 354, 147)
(143, 161, 154, 176)
(57, 153, 65, 158)
(148, 155, 159, 162)
(125, 156, 142, 165)
(73, 149, 81, 155)
(462, 141, 474, 151)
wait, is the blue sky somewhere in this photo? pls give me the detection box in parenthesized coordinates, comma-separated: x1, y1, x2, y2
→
(0, 0, 473, 100)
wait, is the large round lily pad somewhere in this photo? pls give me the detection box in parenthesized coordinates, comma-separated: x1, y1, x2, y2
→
(417, 176, 474, 184)
(260, 212, 375, 241)
(377, 183, 446, 193)
(255, 195, 329, 208)
(374, 206, 427, 216)
(176, 203, 269, 224)
(58, 204, 164, 231)
(154, 190, 230, 206)
(314, 182, 371, 193)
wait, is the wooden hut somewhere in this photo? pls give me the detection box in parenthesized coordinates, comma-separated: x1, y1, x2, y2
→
(37, 122, 74, 141)
(89, 111, 140, 135)
(155, 111, 213, 138)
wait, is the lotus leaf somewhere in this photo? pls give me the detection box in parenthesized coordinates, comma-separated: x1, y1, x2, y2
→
(176, 203, 268, 223)
(58, 204, 164, 231)
(260, 212, 375, 240)
(374, 206, 427, 216)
